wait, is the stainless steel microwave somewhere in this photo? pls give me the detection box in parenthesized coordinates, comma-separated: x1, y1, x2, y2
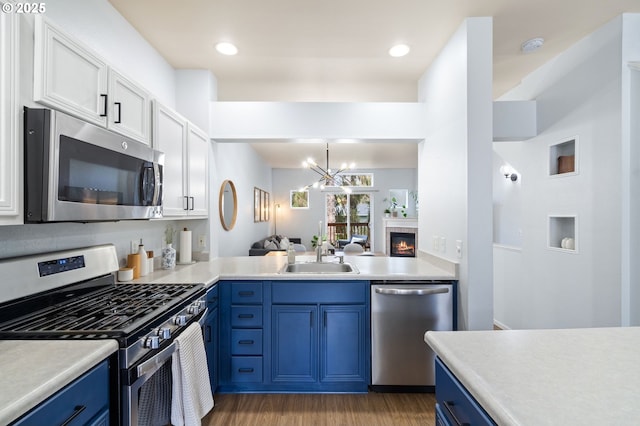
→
(24, 107, 163, 222)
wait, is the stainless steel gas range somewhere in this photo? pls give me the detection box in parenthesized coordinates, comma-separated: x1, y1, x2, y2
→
(0, 244, 207, 426)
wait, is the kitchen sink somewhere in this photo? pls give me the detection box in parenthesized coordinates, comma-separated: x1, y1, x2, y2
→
(280, 262, 359, 274)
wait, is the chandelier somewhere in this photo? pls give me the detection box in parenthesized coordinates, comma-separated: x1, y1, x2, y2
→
(301, 143, 355, 192)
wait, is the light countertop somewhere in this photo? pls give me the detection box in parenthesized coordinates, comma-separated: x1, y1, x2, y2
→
(2, 252, 455, 423)
(138, 252, 457, 286)
(425, 327, 640, 425)
(0, 340, 119, 425)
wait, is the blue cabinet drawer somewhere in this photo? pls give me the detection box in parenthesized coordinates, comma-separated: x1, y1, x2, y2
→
(231, 306, 263, 327)
(435, 358, 495, 426)
(230, 356, 263, 382)
(231, 282, 263, 304)
(206, 284, 219, 306)
(14, 361, 109, 426)
(231, 329, 263, 355)
(272, 281, 366, 304)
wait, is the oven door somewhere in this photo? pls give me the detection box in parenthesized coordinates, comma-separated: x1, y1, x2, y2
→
(24, 107, 164, 222)
(122, 309, 208, 426)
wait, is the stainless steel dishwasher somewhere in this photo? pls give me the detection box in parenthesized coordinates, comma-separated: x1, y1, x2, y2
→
(371, 280, 455, 391)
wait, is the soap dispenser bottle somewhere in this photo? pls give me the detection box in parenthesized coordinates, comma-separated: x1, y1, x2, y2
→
(288, 246, 296, 264)
(138, 239, 148, 277)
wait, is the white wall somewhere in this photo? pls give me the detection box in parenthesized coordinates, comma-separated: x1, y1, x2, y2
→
(214, 143, 272, 256)
(271, 168, 417, 251)
(494, 15, 631, 329)
(621, 14, 640, 326)
(418, 18, 494, 331)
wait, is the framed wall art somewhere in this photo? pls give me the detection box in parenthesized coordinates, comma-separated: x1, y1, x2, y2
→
(290, 190, 309, 209)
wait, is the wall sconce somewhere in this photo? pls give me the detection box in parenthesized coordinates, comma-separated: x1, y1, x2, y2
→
(500, 165, 518, 182)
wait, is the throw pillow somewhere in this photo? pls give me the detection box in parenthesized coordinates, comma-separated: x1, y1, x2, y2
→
(351, 237, 365, 244)
(280, 237, 290, 250)
(264, 240, 278, 250)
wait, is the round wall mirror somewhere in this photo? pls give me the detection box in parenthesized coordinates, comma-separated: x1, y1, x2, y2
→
(219, 180, 237, 231)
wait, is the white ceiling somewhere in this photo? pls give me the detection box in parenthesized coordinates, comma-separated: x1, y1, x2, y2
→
(108, 0, 640, 168)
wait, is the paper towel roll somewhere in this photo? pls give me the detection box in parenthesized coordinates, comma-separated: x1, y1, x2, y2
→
(179, 228, 192, 264)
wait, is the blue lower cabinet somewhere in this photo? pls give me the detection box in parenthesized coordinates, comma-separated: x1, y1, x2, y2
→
(272, 305, 318, 382)
(218, 280, 370, 393)
(435, 357, 496, 425)
(321, 305, 367, 382)
(13, 361, 110, 426)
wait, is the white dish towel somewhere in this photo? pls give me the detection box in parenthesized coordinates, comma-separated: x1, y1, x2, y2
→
(171, 322, 214, 426)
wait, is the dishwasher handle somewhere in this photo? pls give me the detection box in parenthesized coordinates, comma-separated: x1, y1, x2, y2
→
(375, 287, 449, 296)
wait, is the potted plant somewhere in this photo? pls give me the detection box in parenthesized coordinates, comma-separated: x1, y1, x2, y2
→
(383, 197, 399, 217)
(384, 208, 391, 218)
(311, 234, 327, 249)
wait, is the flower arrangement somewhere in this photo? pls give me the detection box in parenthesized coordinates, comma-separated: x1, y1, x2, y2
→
(164, 225, 175, 245)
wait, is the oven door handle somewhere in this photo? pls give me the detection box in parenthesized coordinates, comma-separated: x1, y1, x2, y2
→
(137, 341, 176, 378)
(198, 307, 209, 326)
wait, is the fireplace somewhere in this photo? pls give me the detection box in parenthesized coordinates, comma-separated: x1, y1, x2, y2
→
(389, 232, 416, 257)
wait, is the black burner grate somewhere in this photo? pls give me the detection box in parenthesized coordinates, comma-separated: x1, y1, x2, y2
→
(0, 283, 202, 337)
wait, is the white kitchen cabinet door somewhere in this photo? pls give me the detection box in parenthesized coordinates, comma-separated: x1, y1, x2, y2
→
(33, 16, 108, 127)
(186, 124, 209, 217)
(108, 69, 151, 145)
(0, 4, 21, 225)
(153, 101, 188, 217)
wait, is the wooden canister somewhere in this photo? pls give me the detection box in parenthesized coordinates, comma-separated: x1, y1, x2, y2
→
(127, 253, 141, 279)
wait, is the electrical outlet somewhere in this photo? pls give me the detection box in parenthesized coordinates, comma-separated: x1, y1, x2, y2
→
(456, 240, 463, 258)
(198, 235, 206, 249)
(130, 240, 138, 254)
(440, 237, 446, 252)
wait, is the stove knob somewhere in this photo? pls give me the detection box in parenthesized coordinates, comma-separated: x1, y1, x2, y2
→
(174, 315, 187, 326)
(158, 327, 171, 339)
(188, 303, 200, 315)
(144, 335, 160, 349)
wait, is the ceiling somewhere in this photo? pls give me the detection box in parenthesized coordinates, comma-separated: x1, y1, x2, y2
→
(108, 0, 640, 168)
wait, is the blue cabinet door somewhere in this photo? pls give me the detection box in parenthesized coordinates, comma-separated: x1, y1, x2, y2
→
(320, 305, 367, 383)
(271, 305, 318, 382)
(204, 305, 219, 392)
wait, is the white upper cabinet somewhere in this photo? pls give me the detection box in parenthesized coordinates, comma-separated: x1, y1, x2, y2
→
(186, 124, 209, 217)
(108, 69, 151, 143)
(0, 3, 21, 225)
(153, 101, 209, 218)
(33, 16, 151, 145)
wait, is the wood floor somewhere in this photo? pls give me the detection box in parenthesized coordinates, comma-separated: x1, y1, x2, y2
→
(202, 392, 436, 425)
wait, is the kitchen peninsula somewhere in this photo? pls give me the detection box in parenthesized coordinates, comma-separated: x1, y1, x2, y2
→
(425, 327, 640, 425)
(0, 253, 455, 424)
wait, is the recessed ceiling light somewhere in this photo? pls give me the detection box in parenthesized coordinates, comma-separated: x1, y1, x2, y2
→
(215, 42, 238, 56)
(521, 37, 544, 54)
(389, 44, 410, 58)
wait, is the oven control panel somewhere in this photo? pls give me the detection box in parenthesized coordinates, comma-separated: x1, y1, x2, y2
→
(38, 255, 86, 277)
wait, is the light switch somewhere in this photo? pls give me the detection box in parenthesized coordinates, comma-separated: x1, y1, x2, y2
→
(456, 240, 463, 258)
(440, 237, 446, 252)
(433, 236, 439, 251)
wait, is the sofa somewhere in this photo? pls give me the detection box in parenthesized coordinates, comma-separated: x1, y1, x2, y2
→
(249, 235, 301, 256)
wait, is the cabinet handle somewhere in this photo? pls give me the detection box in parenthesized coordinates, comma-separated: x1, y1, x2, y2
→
(238, 340, 254, 345)
(238, 314, 254, 319)
(61, 405, 86, 426)
(183, 195, 189, 210)
(238, 368, 254, 373)
(442, 401, 468, 426)
(205, 325, 211, 342)
(324, 311, 327, 327)
(114, 102, 122, 123)
(99, 94, 108, 117)
(189, 196, 195, 210)
(310, 311, 313, 327)
(238, 291, 255, 297)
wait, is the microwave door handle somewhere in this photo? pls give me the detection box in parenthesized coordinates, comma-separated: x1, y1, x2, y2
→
(140, 165, 154, 205)
(152, 163, 161, 206)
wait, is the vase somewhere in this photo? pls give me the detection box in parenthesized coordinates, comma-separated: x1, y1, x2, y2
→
(392, 211, 398, 217)
(162, 243, 176, 269)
